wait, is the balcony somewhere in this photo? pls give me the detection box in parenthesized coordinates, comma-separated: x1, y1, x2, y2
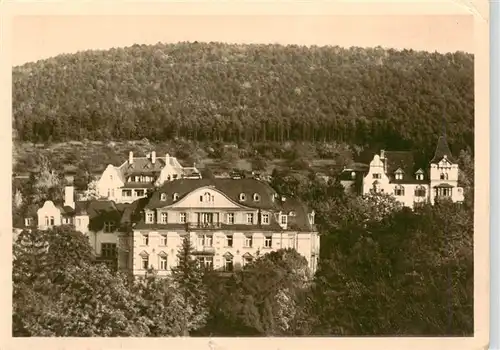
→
(187, 222, 223, 230)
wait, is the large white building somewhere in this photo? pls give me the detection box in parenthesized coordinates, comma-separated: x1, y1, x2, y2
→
(96, 151, 201, 203)
(21, 179, 320, 276)
(340, 136, 464, 208)
(119, 178, 319, 276)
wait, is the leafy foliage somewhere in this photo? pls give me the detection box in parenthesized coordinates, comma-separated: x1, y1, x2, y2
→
(13, 43, 473, 157)
(200, 248, 314, 336)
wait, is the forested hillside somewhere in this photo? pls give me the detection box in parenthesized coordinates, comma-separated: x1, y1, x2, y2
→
(13, 42, 474, 156)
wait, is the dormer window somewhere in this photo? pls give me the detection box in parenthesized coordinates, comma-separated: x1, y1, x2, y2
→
(415, 169, 424, 181)
(253, 193, 261, 202)
(239, 193, 246, 201)
(351, 171, 356, 179)
(288, 211, 296, 217)
(172, 193, 179, 201)
(160, 193, 167, 201)
(280, 215, 288, 225)
(146, 212, 154, 223)
(24, 217, 33, 227)
(103, 221, 116, 233)
(394, 169, 404, 181)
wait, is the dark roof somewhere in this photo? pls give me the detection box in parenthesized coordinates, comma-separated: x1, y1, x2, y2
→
(384, 151, 428, 185)
(145, 178, 280, 210)
(123, 179, 315, 232)
(434, 183, 455, 188)
(119, 157, 166, 177)
(430, 136, 457, 164)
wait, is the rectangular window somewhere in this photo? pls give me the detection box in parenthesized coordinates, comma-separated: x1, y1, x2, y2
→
(261, 213, 269, 224)
(136, 190, 145, 197)
(289, 236, 295, 248)
(160, 212, 168, 224)
(198, 234, 213, 247)
(179, 212, 187, 223)
(159, 256, 168, 270)
(45, 216, 49, 226)
(244, 235, 253, 248)
(24, 218, 33, 227)
(103, 221, 116, 233)
(246, 213, 254, 224)
(226, 234, 233, 247)
(142, 256, 149, 270)
(146, 212, 154, 223)
(50, 216, 55, 226)
(281, 215, 288, 225)
(77, 218, 81, 226)
(197, 256, 213, 269)
(227, 213, 235, 224)
(142, 233, 149, 246)
(264, 235, 272, 248)
(372, 173, 382, 179)
(160, 234, 168, 246)
(123, 190, 132, 197)
(101, 243, 117, 258)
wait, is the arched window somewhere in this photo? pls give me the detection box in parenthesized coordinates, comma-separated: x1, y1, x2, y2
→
(239, 193, 246, 201)
(414, 185, 426, 197)
(172, 193, 179, 201)
(253, 193, 261, 202)
(394, 185, 405, 196)
(160, 193, 167, 201)
(204, 192, 212, 202)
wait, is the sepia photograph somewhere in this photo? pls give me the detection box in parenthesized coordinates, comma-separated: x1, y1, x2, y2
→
(4, 1, 489, 347)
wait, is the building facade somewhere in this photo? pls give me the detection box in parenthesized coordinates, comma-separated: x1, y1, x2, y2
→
(340, 136, 464, 208)
(96, 151, 201, 204)
(20, 179, 319, 276)
(119, 178, 320, 276)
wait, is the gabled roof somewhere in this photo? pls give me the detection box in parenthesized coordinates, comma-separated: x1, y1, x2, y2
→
(384, 151, 428, 184)
(124, 179, 316, 232)
(145, 178, 280, 210)
(118, 157, 166, 178)
(430, 136, 457, 164)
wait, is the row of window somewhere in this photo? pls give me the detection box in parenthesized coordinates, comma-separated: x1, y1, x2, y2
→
(145, 211, 282, 225)
(372, 172, 451, 181)
(140, 253, 254, 271)
(158, 192, 263, 203)
(373, 172, 425, 181)
(140, 232, 285, 249)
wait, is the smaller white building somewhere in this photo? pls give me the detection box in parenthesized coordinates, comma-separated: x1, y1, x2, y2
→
(340, 136, 464, 208)
(96, 151, 201, 204)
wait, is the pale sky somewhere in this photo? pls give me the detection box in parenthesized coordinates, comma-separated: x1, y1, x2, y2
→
(12, 14, 474, 67)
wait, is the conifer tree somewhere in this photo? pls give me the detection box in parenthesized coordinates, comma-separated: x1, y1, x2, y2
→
(171, 235, 208, 335)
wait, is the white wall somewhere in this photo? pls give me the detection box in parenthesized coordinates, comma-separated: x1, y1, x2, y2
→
(131, 229, 319, 276)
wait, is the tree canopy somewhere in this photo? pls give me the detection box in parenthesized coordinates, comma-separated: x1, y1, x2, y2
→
(13, 42, 473, 157)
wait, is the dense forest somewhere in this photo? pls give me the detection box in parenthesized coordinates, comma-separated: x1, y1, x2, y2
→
(13, 42, 474, 158)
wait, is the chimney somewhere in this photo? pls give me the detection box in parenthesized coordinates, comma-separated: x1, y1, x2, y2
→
(129, 151, 134, 164)
(165, 153, 170, 164)
(151, 151, 156, 164)
(380, 150, 385, 159)
(64, 186, 75, 209)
